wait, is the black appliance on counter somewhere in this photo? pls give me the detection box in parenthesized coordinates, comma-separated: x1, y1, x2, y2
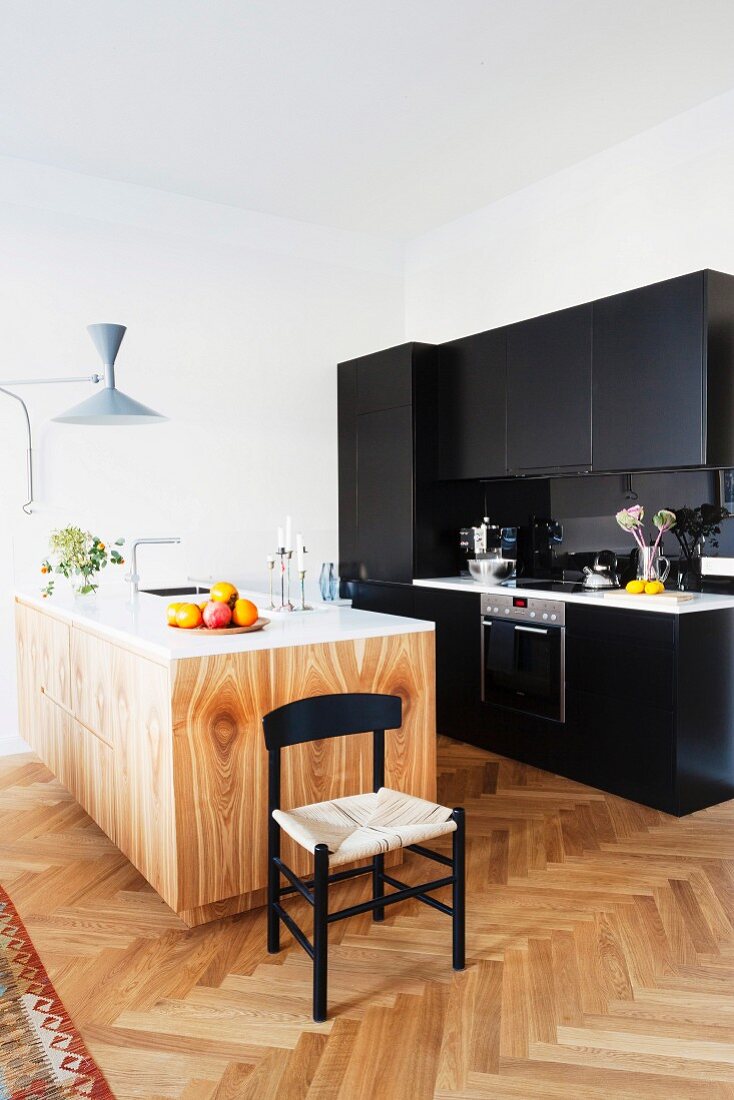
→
(520, 516, 564, 578)
(481, 592, 565, 723)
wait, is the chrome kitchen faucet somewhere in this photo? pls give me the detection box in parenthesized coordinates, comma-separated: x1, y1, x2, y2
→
(126, 537, 181, 597)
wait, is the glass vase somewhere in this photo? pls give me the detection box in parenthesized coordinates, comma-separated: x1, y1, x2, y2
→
(69, 572, 98, 605)
(636, 546, 671, 584)
(319, 563, 330, 601)
(677, 538, 704, 591)
(328, 564, 338, 601)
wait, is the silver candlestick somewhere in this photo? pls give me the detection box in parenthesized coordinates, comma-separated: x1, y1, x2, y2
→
(266, 556, 275, 610)
(273, 548, 294, 612)
(298, 569, 312, 611)
(285, 550, 294, 611)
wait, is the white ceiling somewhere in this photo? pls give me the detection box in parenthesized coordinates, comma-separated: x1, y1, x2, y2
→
(3, 0, 734, 238)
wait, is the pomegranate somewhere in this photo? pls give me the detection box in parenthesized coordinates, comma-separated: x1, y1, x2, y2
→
(202, 600, 232, 629)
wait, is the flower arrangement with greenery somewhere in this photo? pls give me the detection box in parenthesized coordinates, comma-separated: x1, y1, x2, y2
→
(41, 526, 125, 597)
(666, 503, 730, 563)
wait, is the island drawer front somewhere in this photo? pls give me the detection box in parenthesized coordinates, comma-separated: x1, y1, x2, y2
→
(565, 603, 675, 648)
(70, 627, 115, 745)
(15, 602, 71, 725)
(33, 690, 117, 840)
(70, 716, 116, 843)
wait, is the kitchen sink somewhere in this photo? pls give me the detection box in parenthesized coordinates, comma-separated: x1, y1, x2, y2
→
(141, 586, 210, 597)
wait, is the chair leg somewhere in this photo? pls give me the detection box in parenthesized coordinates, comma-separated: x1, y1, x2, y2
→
(267, 820, 280, 954)
(452, 808, 466, 971)
(372, 852, 385, 921)
(313, 843, 329, 1022)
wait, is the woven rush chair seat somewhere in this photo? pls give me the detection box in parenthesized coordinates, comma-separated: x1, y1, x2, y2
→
(273, 786, 458, 868)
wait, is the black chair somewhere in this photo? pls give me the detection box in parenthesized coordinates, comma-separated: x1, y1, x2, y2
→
(262, 692, 465, 1021)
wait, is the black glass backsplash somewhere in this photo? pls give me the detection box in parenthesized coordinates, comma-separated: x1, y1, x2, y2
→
(482, 469, 728, 558)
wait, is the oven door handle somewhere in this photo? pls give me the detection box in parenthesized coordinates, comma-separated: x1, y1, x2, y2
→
(482, 620, 551, 635)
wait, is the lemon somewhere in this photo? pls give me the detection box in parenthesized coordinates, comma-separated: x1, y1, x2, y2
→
(644, 580, 664, 595)
(625, 580, 645, 594)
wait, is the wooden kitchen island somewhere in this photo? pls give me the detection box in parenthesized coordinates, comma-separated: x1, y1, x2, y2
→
(15, 589, 435, 926)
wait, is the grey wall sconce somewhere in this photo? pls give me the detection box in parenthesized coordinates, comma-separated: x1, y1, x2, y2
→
(0, 323, 166, 513)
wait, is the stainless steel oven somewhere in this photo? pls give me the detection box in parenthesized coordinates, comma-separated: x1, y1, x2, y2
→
(481, 593, 565, 723)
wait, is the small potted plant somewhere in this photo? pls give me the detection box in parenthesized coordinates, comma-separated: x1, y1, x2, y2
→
(41, 526, 125, 601)
(667, 503, 730, 590)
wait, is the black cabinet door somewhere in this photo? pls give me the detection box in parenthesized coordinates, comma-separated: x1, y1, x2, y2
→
(506, 304, 592, 473)
(564, 690, 675, 812)
(592, 273, 705, 471)
(356, 405, 414, 582)
(348, 580, 416, 618)
(562, 605, 676, 811)
(438, 329, 507, 479)
(413, 586, 482, 740)
(355, 344, 413, 414)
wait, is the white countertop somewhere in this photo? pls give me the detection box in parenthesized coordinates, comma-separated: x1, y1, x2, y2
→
(413, 576, 734, 615)
(17, 586, 433, 661)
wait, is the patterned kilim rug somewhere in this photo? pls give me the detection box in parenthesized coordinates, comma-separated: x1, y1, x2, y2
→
(0, 885, 115, 1098)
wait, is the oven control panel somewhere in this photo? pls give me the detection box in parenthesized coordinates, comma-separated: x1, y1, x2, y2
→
(481, 592, 565, 626)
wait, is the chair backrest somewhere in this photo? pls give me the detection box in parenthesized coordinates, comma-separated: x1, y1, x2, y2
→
(263, 692, 402, 750)
(262, 693, 402, 810)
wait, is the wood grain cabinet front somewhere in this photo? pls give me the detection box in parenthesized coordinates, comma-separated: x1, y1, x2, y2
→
(70, 627, 114, 745)
(16, 597, 436, 926)
(38, 697, 117, 843)
(16, 601, 71, 714)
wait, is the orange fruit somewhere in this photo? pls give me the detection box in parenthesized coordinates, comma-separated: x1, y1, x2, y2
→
(232, 598, 258, 627)
(176, 603, 203, 629)
(167, 601, 183, 626)
(210, 581, 239, 609)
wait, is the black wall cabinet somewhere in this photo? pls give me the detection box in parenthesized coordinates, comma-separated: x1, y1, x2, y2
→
(506, 303, 592, 474)
(438, 329, 507, 480)
(356, 406, 413, 583)
(592, 273, 704, 471)
(433, 269, 734, 479)
(339, 342, 482, 584)
(339, 344, 427, 585)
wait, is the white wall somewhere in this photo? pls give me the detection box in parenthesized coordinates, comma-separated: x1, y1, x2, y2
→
(0, 157, 404, 753)
(404, 88, 734, 341)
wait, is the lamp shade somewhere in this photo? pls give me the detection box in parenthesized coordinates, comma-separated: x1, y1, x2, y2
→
(52, 323, 167, 425)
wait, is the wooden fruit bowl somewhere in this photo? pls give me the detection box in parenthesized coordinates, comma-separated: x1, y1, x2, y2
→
(169, 617, 270, 635)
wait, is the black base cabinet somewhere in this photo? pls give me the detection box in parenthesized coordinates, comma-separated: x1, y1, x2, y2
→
(413, 586, 482, 742)
(348, 582, 482, 743)
(348, 583, 734, 816)
(562, 604, 734, 815)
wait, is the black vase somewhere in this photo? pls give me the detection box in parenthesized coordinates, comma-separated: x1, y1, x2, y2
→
(677, 559, 703, 591)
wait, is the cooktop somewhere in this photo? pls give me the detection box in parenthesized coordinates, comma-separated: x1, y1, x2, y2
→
(500, 577, 601, 594)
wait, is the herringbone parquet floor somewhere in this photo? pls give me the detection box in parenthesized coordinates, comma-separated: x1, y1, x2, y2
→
(2, 737, 734, 1099)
